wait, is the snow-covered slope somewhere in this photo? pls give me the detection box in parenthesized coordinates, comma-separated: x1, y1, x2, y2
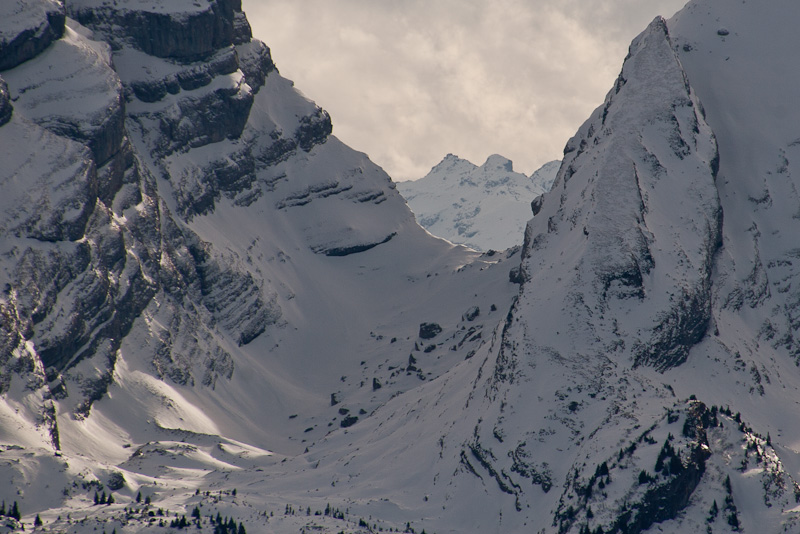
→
(290, 2, 800, 532)
(4, 0, 800, 533)
(237, 2, 800, 533)
(0, 1, 520, 531)
(398, 154, 559, 251)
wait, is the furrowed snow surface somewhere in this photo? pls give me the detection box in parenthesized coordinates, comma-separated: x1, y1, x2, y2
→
(2, 0, 800, 533)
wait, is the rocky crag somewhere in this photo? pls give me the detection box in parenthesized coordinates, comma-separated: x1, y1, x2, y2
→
(0, 0, 517, 480)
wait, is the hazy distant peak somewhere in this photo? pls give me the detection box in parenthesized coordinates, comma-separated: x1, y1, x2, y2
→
(481, 153, 514, 172)
(530, 159, 560, 190)
(426, 152, 476, 178)
(398, 156, 559, 251)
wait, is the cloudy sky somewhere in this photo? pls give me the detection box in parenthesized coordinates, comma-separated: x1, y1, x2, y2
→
(242, 0, 689, 181)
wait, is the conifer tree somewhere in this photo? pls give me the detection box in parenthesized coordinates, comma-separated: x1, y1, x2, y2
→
(136, 491, 141, 503)
(10, 501, 21, 521)
(34, 514, 42, 527)
(238, 522, 246, 534)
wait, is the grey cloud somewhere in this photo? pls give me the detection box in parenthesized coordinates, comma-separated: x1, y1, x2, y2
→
(242, 0, 688, 181)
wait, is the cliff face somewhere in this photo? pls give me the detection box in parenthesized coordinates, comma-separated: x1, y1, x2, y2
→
(68, 0, 251, 60)
(0, 0, 285, 428)
(0, 0, 66, 71)
(0, 0, 413, 433)
(0, 1, 517, 511)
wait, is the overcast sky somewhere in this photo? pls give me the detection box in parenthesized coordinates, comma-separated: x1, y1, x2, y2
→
(242, 1, 689, 181)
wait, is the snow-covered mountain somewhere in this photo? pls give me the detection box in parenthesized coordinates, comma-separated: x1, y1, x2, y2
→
(3, 0, 800, 533)
(397, 154, 559, 251)
(0, 0, 520, 530)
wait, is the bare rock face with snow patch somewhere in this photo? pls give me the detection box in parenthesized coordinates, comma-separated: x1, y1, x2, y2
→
(0, 0, 287, 424)
(0, 78, 12, 126)
(67, 0, 250, 60)
(0, 0, 480, 487)
(0, 0, 65, 71)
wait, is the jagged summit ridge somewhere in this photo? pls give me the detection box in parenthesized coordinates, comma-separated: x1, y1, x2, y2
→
(398, 154, 559, 251)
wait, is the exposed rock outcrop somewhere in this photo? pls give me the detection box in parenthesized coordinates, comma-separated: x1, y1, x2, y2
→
(518, 17, 721, 372)
(68, 0, 249, 60)
(0, 0, 65, 71)
(0, 78, 12, 125)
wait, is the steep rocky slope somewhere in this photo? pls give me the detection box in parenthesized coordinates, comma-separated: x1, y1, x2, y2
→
(252, 2, 800, 533)
(398, 155, 559, 251)
(0, 1, 519, 529)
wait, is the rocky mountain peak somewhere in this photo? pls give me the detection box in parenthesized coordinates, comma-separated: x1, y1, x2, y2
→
(428, 152, 476, 177)
(482, 153, 514, 173)
(0, 0, 419, 438)
(398, 155, 558, 251)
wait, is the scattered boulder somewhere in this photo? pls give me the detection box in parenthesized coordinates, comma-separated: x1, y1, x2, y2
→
(340, 415, 358, 428)
(419, 322, 442, 339)
(462, 306, 480, 322)
(509, 266, 525, 284)
(107, 471, 125, 491)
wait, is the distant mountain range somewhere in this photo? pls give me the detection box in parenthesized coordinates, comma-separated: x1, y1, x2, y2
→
(397, 154, 559, 251)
